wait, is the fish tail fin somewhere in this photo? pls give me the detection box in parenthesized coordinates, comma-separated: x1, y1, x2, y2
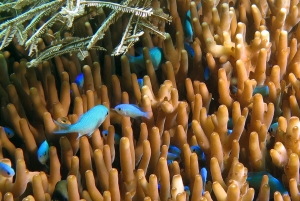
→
(144, 112, 151, 119)
(76, 133, 84, 140)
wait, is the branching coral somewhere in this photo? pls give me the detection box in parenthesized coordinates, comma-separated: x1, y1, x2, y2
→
(1, 0, 300, 200)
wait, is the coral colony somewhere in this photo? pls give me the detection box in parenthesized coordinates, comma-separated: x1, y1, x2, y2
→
(2, 0, 300, 200)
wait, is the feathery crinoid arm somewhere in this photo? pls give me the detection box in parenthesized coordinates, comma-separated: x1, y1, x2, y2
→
(0, 0, 63, 30)
(27, 37, 106, 68)
(81, 1, 153, 18)
(112, 14, 144, 56)
(0, 0, 64, 51)
(112, 0, 148, 56)
(110, 0, 171, 55)
(86, 0, 137, 49)
(25, 13, 65, 54)
(0, 2, 16, 12)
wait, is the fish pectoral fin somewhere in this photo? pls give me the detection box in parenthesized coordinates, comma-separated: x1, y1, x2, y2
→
(87, 131, 94, 137)
(76, 133, 84, 140)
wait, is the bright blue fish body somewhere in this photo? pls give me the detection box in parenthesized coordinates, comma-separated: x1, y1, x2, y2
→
(137, 78, 144, 89)
(253, 85, 269, 96)
(37, 140, 49, 165)
(75, 73, 84, 88)
(204, 66, 210, 81)
(190, 145, 205, 161)
(269, 122, 278, 136)
(3, 127, 14, 138)
(227, 129, 233, 135)
(167, 152, 179, 160)
(168, 145, 181, 155)
(184, 42, 194, 57)
(184, 15, 193, 42)
(0, 162, 15, 177)
(247, 171, 288, 196)
(184, 186, 191, 196)
(101, 130, 121, 144)
(184, 3, 202, 42)
(127, 47, 163, 71)
(201, 167, 207, 195)
(114, 104, 150, 119)
(54, 105, 109, 139)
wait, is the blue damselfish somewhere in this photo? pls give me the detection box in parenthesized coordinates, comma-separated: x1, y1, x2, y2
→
(114, 104, 150, 119)
(127, 47, 164, 71)
(0, 162, 15, 177)
(247, 171, 288, 196)
(54, 105, 109, 139)
(37, 140, 49, 165)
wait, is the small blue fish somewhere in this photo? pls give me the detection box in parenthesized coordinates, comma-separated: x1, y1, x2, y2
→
(114, 104, 150, 119)
(204, 66, 210, 81)
(167, 152, 180, 160)
(200, 167, 207, 195)
(184, 42, 194, 57)
(184, 3, 202, 42)
(54, 105, 109, 139)
(184, 186, 191, 196)
(37, 140, 49, 165)
(190, 145, 205, 161)
(227, 118, 233, 129)
(3, 127, 14, 138)
(247, 171, 288, 196)
(74, 73, 84, 88)
(0, 162, 15, 177)
(253, 85, 269, 96)
(127, 47, 163, 71)
(227, 129, 233, 135)
(167, 160, 174, 165)
(269, 122, 278, 137)
(184, 12, 193, 42)
(168, 145, 181, 155)
(230, 85, 238, 94)
(137, 78, 144, 89)
(101, 130, 121, 144)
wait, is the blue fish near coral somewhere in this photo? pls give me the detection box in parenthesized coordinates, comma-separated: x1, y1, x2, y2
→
(127, 47, 163, 71)
(137, 78, 144, 89)
(114, 104, 150, 119)
(3, 127, 14, 138)
(201, 167, 207, 195)
(269, 122, 278, 137)
(37, 140, 49, 165)
(253, 85, 269, 96)
(190, 145, 205, 161)
(0, 162, 15, 177)
(101, 130, 121, 144)
(54, 105, 109, 139)
(168, 145, 181, 155)
(74, 73, 84, 88)
(184, 42, 194, 57)
(184, 3, 202, 42)
(247, 171, 288, 196)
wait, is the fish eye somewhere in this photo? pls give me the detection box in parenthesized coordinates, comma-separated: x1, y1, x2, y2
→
(7, 171, 10, 175)
(106, 112, 108, 115)
(118, 108, 121, 111)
